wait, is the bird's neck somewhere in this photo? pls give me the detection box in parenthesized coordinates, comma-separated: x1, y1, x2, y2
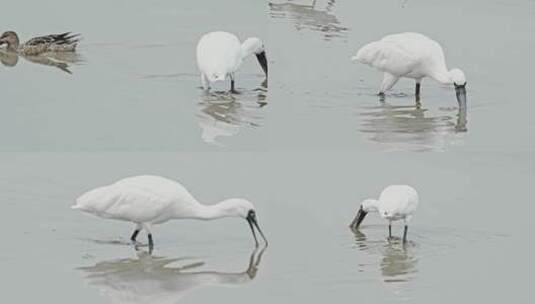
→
(363, 199, 381, 212)
(429, 68, 453, 85)
(187, 199, 238, 220)
(6, 42, 19, 52)
(240, 39, 260, 60)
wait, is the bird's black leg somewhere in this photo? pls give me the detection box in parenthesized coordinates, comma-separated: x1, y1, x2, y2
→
(230, 79, 239, 94)
(388, 224, 392, 239)
(403, 225, 408, 243)
(378, 92, 386, 102)
(130, 229, 140, 243)
(415, 83, 421, 107)
(148, 234, 154, 253)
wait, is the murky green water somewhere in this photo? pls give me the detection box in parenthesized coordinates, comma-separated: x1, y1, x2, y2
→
(1, 0, 534, 303)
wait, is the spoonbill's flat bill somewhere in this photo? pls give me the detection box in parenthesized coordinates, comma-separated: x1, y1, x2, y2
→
(72, 175, 267, 251)
(350, 185, 419, 242)
(196, 31, 268, 92)
(352, 32, 467, 108)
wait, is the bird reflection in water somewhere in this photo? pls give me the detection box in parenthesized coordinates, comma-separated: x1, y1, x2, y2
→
(197, 81, 267, 145)
(352, 228, 418, 283)
(0, 49, 83, 74)
(77, 247, 266, 304)
(269, 0, 348, 41)
(358, 101, 468, 152)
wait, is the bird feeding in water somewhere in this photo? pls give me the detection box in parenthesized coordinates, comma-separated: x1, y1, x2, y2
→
(196, 31, 268, 92)
(350, 185, 419, 242)
(72, 175, 268, 251)
(351, 32, 467, 108)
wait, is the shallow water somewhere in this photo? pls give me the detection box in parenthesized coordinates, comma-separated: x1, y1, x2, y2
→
(1, 0, 534, 303)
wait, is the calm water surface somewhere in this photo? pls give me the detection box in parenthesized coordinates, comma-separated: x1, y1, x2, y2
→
(1, 0, 534, 303)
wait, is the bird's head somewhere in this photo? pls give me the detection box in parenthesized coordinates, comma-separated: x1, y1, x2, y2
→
(0, 31, 19, 51)
(450, 68, 466, 86)
(220, 198, 268, 247)
(242, 37, 268, 76)
(450, 68, 467, 109)
(350, 199, 379, 230)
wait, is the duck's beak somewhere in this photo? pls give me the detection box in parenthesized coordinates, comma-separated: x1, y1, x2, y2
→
(349, 207, 368, 230)
(454, 83, 467, 109)
(247, 212, 268, 247)
(256, 51, 268, 77)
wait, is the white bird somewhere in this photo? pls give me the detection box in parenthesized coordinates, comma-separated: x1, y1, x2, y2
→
(196, 31, 268, 92)
(72, 175, 268, 251)
(350, 185, 419, 242)
(352, 32, 467, 108)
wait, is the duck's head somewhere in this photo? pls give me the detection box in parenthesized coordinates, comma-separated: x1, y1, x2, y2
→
(0, 31, 20, 51)
(450, 68, 467, 109)
(220, 198, 268, 247)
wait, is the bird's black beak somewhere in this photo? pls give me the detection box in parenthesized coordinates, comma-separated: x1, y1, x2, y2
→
(255, 51, 268, 77)
(454, 83, 467, 110)
(247, 210, 268, 247)
(349, 207, 368, 230)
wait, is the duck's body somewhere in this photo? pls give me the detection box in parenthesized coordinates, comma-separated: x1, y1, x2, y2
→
(350, 185, 419, 242)
(352, 32, 467, 107)
(0, 31, 80, 56)
(72, 175, 267, 251)
(196, 31, 268, 92)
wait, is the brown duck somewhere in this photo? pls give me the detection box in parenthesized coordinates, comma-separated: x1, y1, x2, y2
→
(0, 31, 80, 56)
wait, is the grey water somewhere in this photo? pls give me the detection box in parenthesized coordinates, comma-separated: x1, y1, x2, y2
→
(0, 0, 534, 303)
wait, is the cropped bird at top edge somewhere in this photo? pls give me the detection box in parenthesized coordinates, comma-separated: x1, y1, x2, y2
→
(0, 31, 80, 56)
(72, 175, 268, 252)
(196, 31, 268, 93)
(352, 32, 467, 108)
(350, 185, 419, 243)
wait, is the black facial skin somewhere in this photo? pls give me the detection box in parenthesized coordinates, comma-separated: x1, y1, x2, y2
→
(349, 207, 368, 230)
(255, 51, 268, 77)
(246, 210, 268, 247)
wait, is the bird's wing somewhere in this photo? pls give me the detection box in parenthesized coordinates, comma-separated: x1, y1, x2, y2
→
(352, 40, 418, 76)
(197, 32, 242, 75)
(75, 183, 175, 223)
(25, 32, 80, 46)
(379, 185, 418, 216)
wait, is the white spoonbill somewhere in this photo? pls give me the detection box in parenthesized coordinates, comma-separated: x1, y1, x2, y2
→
(352, 32, 467, 108)
(350, 185, 419, 242)
(72, 175, 268, 251)
(196, 31, 268, 92)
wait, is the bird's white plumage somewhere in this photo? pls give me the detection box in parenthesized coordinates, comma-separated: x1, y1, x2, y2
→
(352, 32, 466, 92)
(360, 185, 419, 223)
(377, 185, 419, 221)
(72, 175, 267, 249)
(196, 31, 266, 90)
(73, 175, 258, 225)
(197, 31, 243, 84)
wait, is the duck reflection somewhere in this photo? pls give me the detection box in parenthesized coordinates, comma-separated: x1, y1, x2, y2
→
(0, 49, 83, 74)
(358, 101, 468, 152)
(269, 0, 348, 41)
(77, 247, 266, 304)
(197, 84, 267, 145)
(352, 229, 418, 283)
